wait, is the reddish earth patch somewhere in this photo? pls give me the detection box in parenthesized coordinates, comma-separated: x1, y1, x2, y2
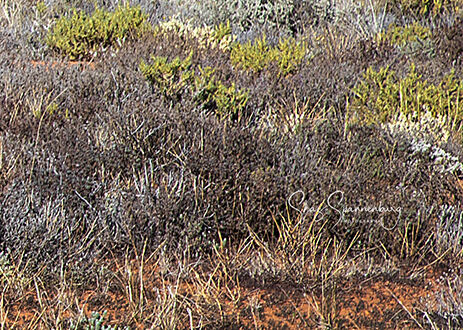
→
(3, 260, 445, 329)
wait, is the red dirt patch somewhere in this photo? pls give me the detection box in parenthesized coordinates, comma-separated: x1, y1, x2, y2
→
(2, 259, 445, 329)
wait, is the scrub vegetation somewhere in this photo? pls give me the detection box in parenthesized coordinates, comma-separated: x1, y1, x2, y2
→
(0, 0, 463, 327)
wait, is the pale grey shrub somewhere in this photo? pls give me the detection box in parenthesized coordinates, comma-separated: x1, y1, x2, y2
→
(151, 0, 401, 42)
(382, 112, 463, 174)
(422, 270, 463, 328)
(153, 0, 331, 37)
(433, 205, 463, 259)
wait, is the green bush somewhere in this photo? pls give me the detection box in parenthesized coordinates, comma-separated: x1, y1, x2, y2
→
(350, 64, 463, 131)
(381, 22, 431, 47)
(140, 55, 248, 120)
(46, 4, 149, 59)
(391, 0, 463, 18)
(139, 53, 194, 99)
(378, 22, 434, 57)
(193, 66, 248, 120)
(230, 35, 309, 76)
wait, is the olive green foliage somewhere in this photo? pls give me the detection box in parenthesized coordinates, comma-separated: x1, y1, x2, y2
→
(392, 0, 462, 17)
(351, 64, 463, 131)
(379, 22, 434, 56)
(212, 21, 232, 44)
(36, 0, 47, 15)
(139, 53, 194, 98)
(230, 35, 309, 76)
(381, 22, 431, 46)
(46, 4, 149, 59)
(194, 66, 248, 119)
(140, 55, 248, 119)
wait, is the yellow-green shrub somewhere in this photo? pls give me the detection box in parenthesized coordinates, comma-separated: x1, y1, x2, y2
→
(46, 4, 150, 59)
(193, 66, 248, 119)
(380, 23, 431, 47)
(140, 55, 248, 120)
(139, 53, 194, 99)
(230, 35, 309, 76)
(391, 0, 463, 18)
(351, 64, 463, 131)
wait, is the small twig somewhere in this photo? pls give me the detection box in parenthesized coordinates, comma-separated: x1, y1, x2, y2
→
(278, 286, 310, 328)
(74, 190, 93, 210)
(387, 288, 424, 329)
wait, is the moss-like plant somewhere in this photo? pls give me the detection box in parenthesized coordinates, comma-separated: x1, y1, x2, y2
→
(351, 64, 463, 131)
(230, 35, 309, 76)
(46, 4, 149, 59)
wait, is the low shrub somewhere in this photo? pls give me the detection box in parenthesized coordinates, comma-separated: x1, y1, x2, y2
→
(230, 35, 310, 76)
(378, 22, 434, 57)
(139, 52, 194, 99)
(154, 18, 236, 51)
(193, 66, 248, 120)
(46, 3, 150, 59)
(381, 22, 432, 47)
(390, 0, 462, 18)
(350, 64, 463, 132)
(160, 0, 299, 35)
(140, 54, 248, 120)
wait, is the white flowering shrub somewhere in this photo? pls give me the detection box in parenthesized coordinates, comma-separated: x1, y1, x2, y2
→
(155, 18, 236, 51)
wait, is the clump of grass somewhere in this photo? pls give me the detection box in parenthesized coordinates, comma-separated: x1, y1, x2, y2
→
(46, 3, 150, 59)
